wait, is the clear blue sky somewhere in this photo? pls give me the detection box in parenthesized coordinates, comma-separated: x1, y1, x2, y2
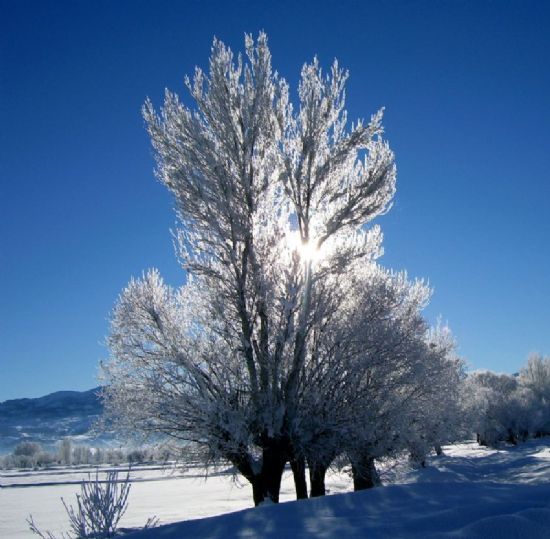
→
(1, 0, 549, 401)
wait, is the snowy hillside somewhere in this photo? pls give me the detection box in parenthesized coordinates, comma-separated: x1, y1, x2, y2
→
(0, 387, 104, 453)
(4, 439, 550, 538)
(124, 440, 550, 539)
(127, 483, 550, 539)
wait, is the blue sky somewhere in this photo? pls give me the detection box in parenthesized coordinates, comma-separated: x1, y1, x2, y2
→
(1, 0, 549, 401)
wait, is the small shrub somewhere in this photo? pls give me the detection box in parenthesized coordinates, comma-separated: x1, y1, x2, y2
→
(27, 468, 158, 538)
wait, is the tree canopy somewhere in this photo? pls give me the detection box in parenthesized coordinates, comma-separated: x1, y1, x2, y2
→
(102, 33, 462, 505)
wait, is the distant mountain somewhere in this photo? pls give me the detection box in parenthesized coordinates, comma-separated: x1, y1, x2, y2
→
(0, 387, 109, 454)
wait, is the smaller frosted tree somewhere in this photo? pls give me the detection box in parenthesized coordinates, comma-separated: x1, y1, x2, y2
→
(12, 441, 42, 468)
(518, 353, 550, 435)
(286, 264, 464, 494)
(464, 371, 520, 446)
(343, 287, 464, 484)
(405, 322, 465, 460)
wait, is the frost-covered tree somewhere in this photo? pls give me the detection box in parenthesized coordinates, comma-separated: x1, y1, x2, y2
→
(59, 438, 72, 466)
(338, 290, 463, 488)
(518, 353, 550, 436)
(102, 32, 399, 505)
(463, 354, 550, 447)
(293, 264, 432, 493)
(403, 323, 465, 460)
(463, 371, 521, 446)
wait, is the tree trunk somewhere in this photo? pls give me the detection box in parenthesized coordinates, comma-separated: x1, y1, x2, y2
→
(477, 433, 488, 446)
(434, 443, 443, 456)
(290, 456, 308, 499)
(309, 461, 328, 497)
(246, 448, 287, 506)
(250, 476, 265, 506)
(230, 441, 287, 506)
(351, 454, 380, 491)
(258, 440, 288, 504)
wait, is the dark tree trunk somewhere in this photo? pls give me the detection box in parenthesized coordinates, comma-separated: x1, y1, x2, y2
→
(231, 438, 288, 506)
(290, 456, 308, 499)
(309, 461, 328, 497)
(232, 453, 266, 506)
(246, 462, 287, 506)
(477, 433, 488, 446)
(434, 443, 443, 456)
(260, 442, 287, 503)
(250, 476, 265, 506)
(351, 454, 380, 491)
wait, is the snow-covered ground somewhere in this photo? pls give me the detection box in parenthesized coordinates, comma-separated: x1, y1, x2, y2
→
(1, 461, 349, 538)
(3, 439, 550, 538)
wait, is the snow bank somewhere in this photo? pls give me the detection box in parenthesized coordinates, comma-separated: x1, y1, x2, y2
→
(125, 481, 550, 539)
(125, 440, 550, 539)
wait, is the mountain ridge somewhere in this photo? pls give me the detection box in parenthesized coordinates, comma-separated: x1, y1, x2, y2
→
(0, 386, 105, 454)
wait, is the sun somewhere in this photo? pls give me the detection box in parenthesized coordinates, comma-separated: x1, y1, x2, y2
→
(288, 231, 325, 263)
(297, 239, 320, 262)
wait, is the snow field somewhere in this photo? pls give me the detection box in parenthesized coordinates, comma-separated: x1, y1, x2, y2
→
(3, 440, 550, 538)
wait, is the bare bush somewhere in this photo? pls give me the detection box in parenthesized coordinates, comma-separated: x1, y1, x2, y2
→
(27, 468, 158, 538)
